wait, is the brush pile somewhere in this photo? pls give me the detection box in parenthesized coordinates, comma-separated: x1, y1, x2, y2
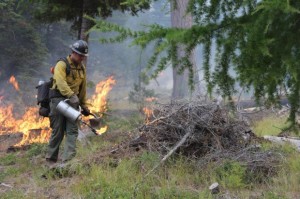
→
(138, 101, 257, 157)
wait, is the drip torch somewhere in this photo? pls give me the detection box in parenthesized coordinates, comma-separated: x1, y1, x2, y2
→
(56, 100, 101, 135)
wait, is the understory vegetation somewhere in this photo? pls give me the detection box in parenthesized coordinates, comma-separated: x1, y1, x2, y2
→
(0, 114, 300, 199)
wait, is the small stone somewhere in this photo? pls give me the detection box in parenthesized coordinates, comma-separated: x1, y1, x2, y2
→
(209, 182, 220, 194)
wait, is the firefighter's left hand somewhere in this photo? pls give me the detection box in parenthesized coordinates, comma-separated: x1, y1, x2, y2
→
(81, 106, 90, 116)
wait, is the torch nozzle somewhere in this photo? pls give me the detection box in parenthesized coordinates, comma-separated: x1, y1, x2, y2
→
(79, 119, 99, 135)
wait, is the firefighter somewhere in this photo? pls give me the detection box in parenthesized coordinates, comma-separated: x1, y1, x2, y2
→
(46, 40, 91, 164)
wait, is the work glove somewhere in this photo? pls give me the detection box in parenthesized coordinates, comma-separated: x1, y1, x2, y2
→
(68, 94, 79, 108)
(81, 106, 90, 116)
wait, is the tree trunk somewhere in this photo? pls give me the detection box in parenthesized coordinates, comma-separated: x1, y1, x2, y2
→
(80, 3, 92, 42)
(79, 0, 94, 66)
(171, 0, 198, 100)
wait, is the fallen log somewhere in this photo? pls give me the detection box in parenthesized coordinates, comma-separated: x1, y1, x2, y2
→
(263, 135, 300, 151)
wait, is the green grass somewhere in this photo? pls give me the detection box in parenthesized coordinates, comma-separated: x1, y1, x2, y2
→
(1, 113, 300, 198)
(72, 153, 206, 199)
(252, 115, 291, 136)
(214, 160, 246, 189)
(106, 111, 144, 132)
(0, 190, 28, 199)
(0, 154, 17, 166)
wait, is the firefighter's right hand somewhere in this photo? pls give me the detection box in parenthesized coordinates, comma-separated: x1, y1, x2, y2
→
(69, 94, 79, 108)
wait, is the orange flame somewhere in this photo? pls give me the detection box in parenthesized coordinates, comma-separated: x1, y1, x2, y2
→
(88, 76, 116, 133)
(143, 97, 157, 123)
(0, 76, 116, 145)
(143, 107, 153, 122)
(0, 105, 50, 146)
(145, 97, 157, 102)
(89, 76, 116, 114)
(9, 76, 19, 91)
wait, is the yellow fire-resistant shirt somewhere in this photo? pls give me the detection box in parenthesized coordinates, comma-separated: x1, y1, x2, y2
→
(51, 56, 88, 107)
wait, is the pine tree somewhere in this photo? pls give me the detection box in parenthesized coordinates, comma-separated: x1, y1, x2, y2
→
(0, 0, 47, 79)
(92, 0, 300, 124)
(28, 0, 152, 40)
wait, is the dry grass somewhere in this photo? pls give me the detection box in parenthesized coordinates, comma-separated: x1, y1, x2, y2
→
(1, 108, 300, 198)
(252, 115, 290, 136)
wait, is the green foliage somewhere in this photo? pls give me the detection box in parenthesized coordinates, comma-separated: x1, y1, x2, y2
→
(128, 83, 156, 111)
(253, 116, 290, 136)
(136, 151, 160, 169)
(28, 0, 153, 39)
(92, 19, 202, 90)
(0, 154, 17, 166)
(106, 111, 143, 131)
(5, 166, 22, 177)
(26, 143, 47, 158)
(262, 192, 288, 199)
(92, 0, 300, 123)
(0, 0, 47, 79)
(0, 190, 26, 199)
(0, 154, 31, 182)
(72, 155, 205, 199)
(214, 161, 246, 189)
(189, 0, 300, 123)
(288, 154, 300, 171)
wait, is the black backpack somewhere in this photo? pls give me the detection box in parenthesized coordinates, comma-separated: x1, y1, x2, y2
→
(36, 58, 84, 117)
(36, 79, 53, 117)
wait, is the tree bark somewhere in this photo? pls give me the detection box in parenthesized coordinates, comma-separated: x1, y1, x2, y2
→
(80, 1, 92, 42)
(79, 0, 94, 66)
(171, 0, 198, 100)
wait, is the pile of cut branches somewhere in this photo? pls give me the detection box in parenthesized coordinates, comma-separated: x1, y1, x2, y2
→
(139, 101, 257, 157)
(128, 101, 283, 186)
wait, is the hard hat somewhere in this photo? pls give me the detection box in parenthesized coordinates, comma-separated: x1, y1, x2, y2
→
(70, 40, 89, 56)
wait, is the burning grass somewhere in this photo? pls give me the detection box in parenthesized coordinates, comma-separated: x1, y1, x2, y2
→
(0, 76, 116, 149)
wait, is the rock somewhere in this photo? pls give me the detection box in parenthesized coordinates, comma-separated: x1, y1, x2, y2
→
(209, 182, 220, 194)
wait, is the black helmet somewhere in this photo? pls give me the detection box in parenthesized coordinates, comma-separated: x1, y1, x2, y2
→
(70, 40, 89, 56)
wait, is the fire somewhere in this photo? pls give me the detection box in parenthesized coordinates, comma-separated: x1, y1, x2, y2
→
(9, 76, 19, 91)
(143, 97, 157, 123)
(0, 104, 50, 146)
(89, 76, 116, 114)
(0, 76, 116, 146)
(15, 107, 50, 146)
(143, 107, 153, 122)
(88, 76, 116, 133)
(97, 126, 108, 135)
(145, 97, 157, 102)
(0, 105, 16, 133)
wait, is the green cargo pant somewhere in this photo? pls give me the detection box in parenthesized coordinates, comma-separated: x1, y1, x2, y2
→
(46, 97, 79, 162)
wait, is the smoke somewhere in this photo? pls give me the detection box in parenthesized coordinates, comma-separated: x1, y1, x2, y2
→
(1, 0, 175, 111)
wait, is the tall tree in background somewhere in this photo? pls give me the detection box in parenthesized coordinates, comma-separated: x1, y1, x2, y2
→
(171, 0, 197, 99)
(91, 0, 300, 124)
(28, 0, 153, 66)
(92, 0, 198, 100)
(0, 0, 47, 80)
(30, 0, 152, 42)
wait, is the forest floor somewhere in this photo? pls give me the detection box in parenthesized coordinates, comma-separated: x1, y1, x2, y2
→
(1, 107, 300, 199)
